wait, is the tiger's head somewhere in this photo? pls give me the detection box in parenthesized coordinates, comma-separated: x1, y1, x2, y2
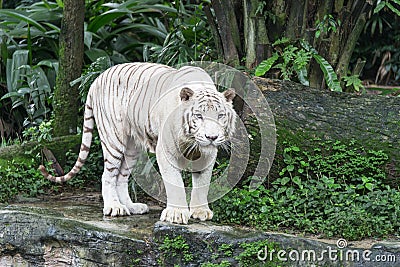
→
(180, 85, 236, 150)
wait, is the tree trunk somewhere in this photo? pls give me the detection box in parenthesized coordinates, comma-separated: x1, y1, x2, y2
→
(243, 0, 270, 69)
(208, 0, 375, 90)
(208, 0, 241, 66)
(53, 0, 84, 136)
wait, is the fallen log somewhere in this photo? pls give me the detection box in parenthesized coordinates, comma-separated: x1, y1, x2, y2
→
(251, 77, 399, 180)
(0, 135, 81, 165)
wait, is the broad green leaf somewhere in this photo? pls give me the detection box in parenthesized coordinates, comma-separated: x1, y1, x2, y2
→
(280, 177, 290, 185)
(43, 22, 60, 33)
(1, 91, 21, 100)
(84, 31, 93, 49)
(365, 183, 374, 191)
(17, 87, 31, 95)
(87, 12, 128, 32)
(55, 0, 64, 8)
(85, 48, 109, 62)
(112, 24, 167, 39)
(312, 54, 342, 92)
(292, 176, 303, 189)
(287, 165, 295, 172)
(296, 67, 310, 86)
(0, 10, 46, 32)
(255, 53, 279, 76)
(7, 50, 29, 94)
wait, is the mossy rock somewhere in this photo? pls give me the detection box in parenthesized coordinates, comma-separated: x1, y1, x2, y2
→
(0, 135, 81, 165)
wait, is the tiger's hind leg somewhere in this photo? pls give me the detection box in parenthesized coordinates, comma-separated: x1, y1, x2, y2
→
(116, 144, 149, 215)
(101, 144, 132, 217)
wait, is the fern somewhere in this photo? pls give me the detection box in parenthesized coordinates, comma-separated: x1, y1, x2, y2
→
(343, 75, 364, 92)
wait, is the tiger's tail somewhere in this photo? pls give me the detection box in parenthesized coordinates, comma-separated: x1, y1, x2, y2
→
(39, 95, 95, 183)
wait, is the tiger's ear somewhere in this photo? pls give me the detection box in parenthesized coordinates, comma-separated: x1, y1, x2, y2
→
(180, 87, 194, 101)
(223, 88, 236, 102)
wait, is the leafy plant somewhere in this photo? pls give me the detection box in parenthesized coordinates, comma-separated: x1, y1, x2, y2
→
(255, 38, 342, 91)
(342, 74, 365, 92)
(0, 158, 54, 203)
(1, 49, 54, 127)
(235, 240, 282, 267)
(71, 56, 111, 104)
(63, 134, 103, 189)
(374, 0, 400, 16)
(353, 0, 400, 87)
(22, 119, 53, 142)
(158, 235, 194, 266)
(143, 1, 215, 65)
(201, 261, 232, 267)
(314, 14, 341, 39)
(211, 140, 399, 240)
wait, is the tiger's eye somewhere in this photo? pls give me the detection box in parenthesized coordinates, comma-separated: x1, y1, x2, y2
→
(218, 113, 226, 119)
(194, 114, 203, 120)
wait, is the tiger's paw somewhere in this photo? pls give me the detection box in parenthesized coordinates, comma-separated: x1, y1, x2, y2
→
(160, 207, 190, 224)
(103, 202, 131, 216)
(190, 207, 213, 221)
(126, 202, 149, 214)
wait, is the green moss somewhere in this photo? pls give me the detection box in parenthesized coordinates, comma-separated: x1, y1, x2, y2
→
(158, 235, 194, 266)
(0, 135, 81, 165)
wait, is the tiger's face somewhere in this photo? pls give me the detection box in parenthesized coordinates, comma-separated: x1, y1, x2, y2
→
(180, 86, 236, 149)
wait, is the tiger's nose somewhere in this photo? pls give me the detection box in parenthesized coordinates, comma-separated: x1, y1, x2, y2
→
(205, 134, 218, 141)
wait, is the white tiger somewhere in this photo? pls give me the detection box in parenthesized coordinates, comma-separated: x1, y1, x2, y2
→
(39, 62, 236, 224)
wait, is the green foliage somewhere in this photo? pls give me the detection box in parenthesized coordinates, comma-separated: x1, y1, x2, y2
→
(255, 38, 342, 91)
(158, 235, 194, 266)
(201, 261, 231, 267)
(22, 119, 53, 142)
(254, 53, 278, 77)
(374, 0, 400, 16)
(1, 49, 55, 127)
(0, 133, 104, 203)
(342, 74, 365, 92)
(144, 2, 215, 65)
(314, 14, 341, 39)
(235, 240, 282, 267)
(255, 38, 312, 86)
(63, 134, 103, 189)
(212, 140, 399, 240)
(71, 56, 111, 104)
(354, 1, 400, 87)
(311, 53, 342, 92)
(0, 158, 53, 202)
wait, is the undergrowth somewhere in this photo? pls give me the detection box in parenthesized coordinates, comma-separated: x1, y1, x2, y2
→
(0, 134, 103, 203)
(212, 140, 400, 240)
(0, 158, 53, 203)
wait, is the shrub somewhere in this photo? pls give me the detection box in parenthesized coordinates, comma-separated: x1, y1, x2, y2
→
(212, 140, 399, 240)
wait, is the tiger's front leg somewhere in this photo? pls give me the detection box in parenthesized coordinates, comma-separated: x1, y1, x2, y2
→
(190, 150, 217, 221)
(156, 145, 190, 224)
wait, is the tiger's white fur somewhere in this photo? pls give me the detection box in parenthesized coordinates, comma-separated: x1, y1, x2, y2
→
(39, 62, 236, 224)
